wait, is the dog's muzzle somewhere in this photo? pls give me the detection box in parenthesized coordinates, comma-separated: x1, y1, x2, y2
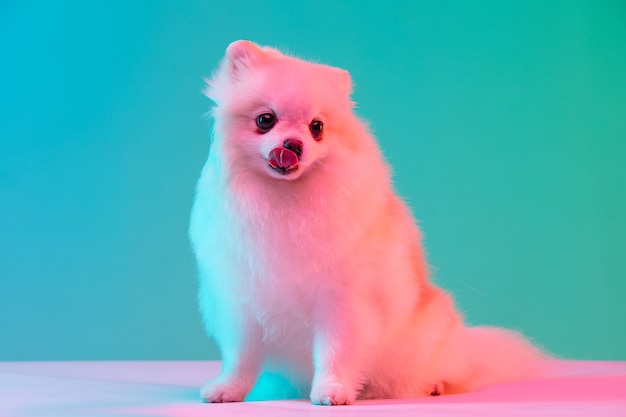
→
(268, 140, 302, 174)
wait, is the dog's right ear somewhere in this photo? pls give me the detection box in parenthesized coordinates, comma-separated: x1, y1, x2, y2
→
(204, 40, 265, 103)
(225, 40, 264, 76)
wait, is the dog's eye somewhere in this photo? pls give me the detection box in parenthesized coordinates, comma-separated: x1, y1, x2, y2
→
(256, 113, 276, 133)
(310, 119, 323, 140)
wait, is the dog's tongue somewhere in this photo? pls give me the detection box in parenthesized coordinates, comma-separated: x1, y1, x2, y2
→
(268, 147, 299, 171)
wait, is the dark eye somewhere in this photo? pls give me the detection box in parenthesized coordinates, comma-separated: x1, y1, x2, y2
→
(310, 119, 324, 140)
(256, 113, 276, 133)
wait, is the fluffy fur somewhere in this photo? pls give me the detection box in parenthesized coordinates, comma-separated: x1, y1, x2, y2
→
(190, 40, 549, 405)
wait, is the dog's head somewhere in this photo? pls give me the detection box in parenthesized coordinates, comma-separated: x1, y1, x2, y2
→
(205, 40, 357, 181)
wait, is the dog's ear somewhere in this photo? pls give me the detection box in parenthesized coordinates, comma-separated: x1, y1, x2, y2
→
(225, 40, 264, 75)
(204, 40, 265, 103)
(329, 67, 353, 99)
(323, 66, 354, 107)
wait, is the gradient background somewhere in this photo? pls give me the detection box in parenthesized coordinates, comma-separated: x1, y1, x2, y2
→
(1, 1, 625, 361)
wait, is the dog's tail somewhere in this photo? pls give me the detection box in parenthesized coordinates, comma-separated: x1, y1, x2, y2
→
(454, 325, 555, 392)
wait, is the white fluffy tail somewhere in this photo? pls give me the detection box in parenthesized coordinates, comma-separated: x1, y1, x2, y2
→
(459, 325, 553, 392)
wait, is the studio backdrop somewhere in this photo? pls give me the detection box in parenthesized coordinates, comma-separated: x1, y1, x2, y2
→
(0, 0, 624, 361)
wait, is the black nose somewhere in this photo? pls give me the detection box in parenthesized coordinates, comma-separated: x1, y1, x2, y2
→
(283, 139, 303, 158)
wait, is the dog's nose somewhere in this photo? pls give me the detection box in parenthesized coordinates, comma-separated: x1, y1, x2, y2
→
(283, 139, 303, 158)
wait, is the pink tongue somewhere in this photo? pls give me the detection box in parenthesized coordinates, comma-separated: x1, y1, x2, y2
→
(268, 147, 299, 170)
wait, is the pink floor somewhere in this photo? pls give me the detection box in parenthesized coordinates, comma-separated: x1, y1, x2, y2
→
(1, 360, 625, 416)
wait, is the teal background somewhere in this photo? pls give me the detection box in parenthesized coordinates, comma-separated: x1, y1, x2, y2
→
(1, 1, 624, 361)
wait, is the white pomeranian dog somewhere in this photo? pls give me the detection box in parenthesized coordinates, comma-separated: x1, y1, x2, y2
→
(190, 40, 549, 405)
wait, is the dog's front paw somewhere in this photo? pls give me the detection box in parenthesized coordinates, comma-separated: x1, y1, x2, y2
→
(200, 378, 250, 403)
(310, 378, 356, 406)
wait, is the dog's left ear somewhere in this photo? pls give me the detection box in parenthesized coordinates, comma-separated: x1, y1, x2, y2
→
(329, 67, 353, 99)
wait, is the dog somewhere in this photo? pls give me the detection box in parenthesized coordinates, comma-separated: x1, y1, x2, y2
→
(189, 40, 549, 405)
